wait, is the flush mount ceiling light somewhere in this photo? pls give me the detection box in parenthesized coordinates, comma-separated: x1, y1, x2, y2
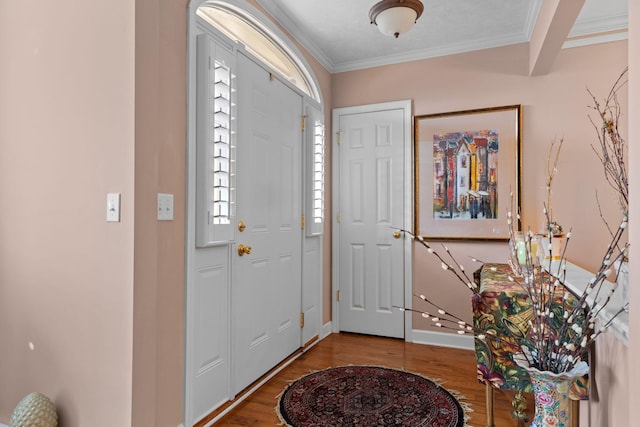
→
(369, 0, 424, 38)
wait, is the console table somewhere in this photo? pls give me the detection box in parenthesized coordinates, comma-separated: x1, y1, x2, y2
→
(472, 263, 588, 427)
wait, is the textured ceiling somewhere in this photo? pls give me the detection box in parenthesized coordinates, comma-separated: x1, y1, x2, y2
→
(257, 0, 628, 73)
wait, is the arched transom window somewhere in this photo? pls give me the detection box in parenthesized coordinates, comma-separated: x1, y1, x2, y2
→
(197, 1, 321, 102)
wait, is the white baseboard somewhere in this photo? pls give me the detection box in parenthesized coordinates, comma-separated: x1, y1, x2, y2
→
(321, 321, 332, 338)
(411, 329, 474, 350)
(325, 324, 471, 350)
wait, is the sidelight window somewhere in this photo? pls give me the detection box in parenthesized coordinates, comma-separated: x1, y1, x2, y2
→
(305, 104, 325, 236)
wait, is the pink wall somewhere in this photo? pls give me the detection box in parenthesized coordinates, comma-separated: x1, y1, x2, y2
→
(332, 40, 630, 425)
(0, 0, 190, 425)
(628, 0, 639, 424)
(132, 0, 187, 426)
(332, 40, 627, 325)
(0, 0, 135, 425)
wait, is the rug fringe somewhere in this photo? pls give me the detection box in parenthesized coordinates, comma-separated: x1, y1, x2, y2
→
(412, 374, 474, 427)
(275, 402, 290, 426)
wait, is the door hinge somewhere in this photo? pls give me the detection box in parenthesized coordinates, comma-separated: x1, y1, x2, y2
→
(336, 131, 341, 145)
(301, 214, 305, 230)
(337, 290, 341, 302)
(337, 212, 341, 223)
(300, 312, 305, 328)
(301, 115, 307, 132)
(269, 72, 275, 81)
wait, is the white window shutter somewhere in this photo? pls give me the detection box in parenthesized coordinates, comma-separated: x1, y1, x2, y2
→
(304, 101, 325, 236)
(196, 34, 236, 246)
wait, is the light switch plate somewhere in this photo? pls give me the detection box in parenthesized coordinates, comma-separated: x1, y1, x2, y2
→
(107, 193, 121, 222)
(158, 193, 174, 221)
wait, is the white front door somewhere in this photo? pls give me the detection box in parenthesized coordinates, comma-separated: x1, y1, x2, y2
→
(233, 53, 303, 395)
(333, 102, 411, 339)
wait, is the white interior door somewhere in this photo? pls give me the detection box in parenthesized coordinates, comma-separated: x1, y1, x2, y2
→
(333, 102, 410, 339)
(233, 53, 303, 395)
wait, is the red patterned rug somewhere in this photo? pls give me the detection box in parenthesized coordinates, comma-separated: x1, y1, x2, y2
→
(277, 365, 467, 426)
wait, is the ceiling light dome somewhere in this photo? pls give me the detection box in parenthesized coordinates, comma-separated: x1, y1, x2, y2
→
(369, 0, 424, 38)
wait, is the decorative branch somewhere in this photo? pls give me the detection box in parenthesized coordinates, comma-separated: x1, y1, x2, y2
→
(588, 67, 628, 215)
(545, 138, 564, 231)
(391, 227, 480, 292)
(395, 293, 474, 335)
(506, 194, 628, 373)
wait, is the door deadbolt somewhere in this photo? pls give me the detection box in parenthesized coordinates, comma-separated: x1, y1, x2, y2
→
(238, 220, 246, 232)
(237, 244, 252, 256)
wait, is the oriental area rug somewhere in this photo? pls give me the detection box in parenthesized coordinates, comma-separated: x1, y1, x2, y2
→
(277, 365, 468, 427)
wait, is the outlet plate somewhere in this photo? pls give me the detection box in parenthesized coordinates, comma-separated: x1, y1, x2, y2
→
(158, 193, 174, 221)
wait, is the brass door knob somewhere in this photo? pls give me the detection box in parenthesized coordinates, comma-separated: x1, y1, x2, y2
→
(237, 244, 252, 256)
(238, 220, 246, 232)
(393, 231, 402, 239)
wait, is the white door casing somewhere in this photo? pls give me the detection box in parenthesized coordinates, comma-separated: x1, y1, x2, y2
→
(232, 52, 303, 395)
(332, 101, 413, 339)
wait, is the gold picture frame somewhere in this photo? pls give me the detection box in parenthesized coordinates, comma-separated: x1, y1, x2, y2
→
(414, 105, 522, 240)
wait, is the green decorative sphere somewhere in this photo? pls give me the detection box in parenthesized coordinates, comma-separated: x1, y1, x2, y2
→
(9, 392, 58, 427)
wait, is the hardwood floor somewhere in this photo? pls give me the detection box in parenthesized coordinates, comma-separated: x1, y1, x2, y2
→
(214, 332, 533, 426)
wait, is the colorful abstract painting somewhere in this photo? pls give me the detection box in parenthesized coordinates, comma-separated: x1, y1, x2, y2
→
(432, 130, 499, 220)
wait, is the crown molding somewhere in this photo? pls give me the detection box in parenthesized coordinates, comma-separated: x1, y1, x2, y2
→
(332, 32, 528, 73)
(256, 0, 336, 72)
(563, 31, 628, 50)
(569, 13, 628, 38)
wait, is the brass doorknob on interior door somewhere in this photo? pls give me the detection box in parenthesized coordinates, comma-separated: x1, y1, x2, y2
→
(237, 244, 252, 256)
(393, 231, 402, 239)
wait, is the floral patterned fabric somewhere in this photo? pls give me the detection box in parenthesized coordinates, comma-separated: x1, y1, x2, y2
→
(472, 263, 589, 400)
